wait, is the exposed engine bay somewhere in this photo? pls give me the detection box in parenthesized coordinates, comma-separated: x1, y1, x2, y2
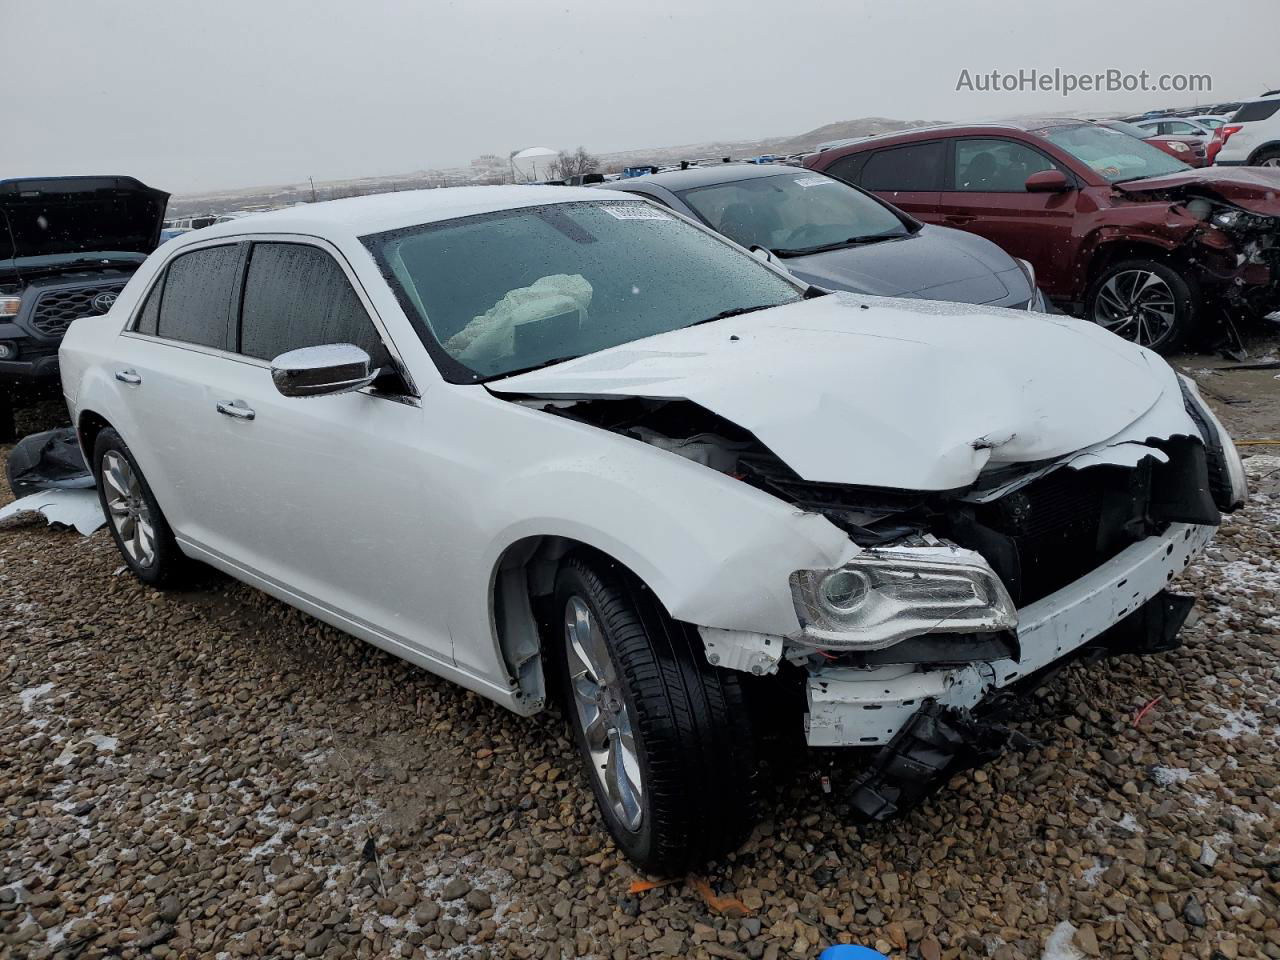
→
(530, 392, 1222, 607)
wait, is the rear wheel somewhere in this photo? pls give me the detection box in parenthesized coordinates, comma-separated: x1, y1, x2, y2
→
(1086, 258, 1195, 353)
(552, 552, 757, 875)
(1253, 148, 1280, 168)
(93, 428, 189, 587)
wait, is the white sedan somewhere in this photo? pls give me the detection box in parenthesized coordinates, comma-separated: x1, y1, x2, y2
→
(59, 186, 1246, 873)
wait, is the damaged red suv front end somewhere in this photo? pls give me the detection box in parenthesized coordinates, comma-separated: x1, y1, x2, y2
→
(806, 121, 1280, 351)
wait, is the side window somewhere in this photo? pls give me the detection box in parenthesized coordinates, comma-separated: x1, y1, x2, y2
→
(1232, 100, 1280, 123)
(238, 243, 389, 363)
(953, 138, 1063, 192)
(1166, 121, 1197, 135)
(859, 142, 946, 192)
(156, 244, 240, 349)
(133, 275, 163, 335)
(822, 152, 869, 185)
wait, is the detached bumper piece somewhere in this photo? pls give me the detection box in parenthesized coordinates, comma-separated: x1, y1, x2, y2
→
(845, 700, 1028, 822)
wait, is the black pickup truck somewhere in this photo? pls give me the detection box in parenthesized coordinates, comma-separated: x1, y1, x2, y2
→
(1, 176, 168, 440)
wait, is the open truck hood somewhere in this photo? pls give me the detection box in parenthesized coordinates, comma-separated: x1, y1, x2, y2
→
(489, 294, 1183, 491)
(0, 176, 169, 263)
(1115, 167, 1280, 215)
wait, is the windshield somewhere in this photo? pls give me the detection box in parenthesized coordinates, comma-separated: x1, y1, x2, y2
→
(677, 172, 908, 256)
(1041, 124, 1189, 182)
(363, 200, 803, 381)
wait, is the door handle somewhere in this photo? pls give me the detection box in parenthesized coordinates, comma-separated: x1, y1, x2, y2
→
(216, 400, 255, 421)
(115, 369, 142, 385)
(944, 215, 977, 225)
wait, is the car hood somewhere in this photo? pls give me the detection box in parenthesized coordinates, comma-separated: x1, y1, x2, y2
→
(1114, 167, 1280, 214)
(0, 176, 169, 264)
(780, 225, 1016, 304)
(489, 293, 1186, 490)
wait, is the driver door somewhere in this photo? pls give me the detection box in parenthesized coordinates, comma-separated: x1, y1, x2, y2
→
(197, 239, 455, 664)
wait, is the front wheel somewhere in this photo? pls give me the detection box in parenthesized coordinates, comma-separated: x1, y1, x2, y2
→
(1086, 258, 1196, 354)
(552, 553, 757, 875)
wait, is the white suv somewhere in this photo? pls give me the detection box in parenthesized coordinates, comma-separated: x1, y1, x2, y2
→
(58, 186, 1245, 873)
(1215, 94, 1280, 167)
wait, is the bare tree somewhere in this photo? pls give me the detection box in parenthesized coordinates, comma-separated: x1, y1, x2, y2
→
(548, 146, 600, 181)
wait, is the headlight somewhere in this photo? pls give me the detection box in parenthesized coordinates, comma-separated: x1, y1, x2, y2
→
(1013, 258, 1048, 312)
(1168, 141, 1190, 153)
(790, 545, 1017, 650)
(1179, 375, 1247, 511)
(0, 295, 21, 318)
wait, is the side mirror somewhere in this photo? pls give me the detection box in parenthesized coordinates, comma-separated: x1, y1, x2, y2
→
(1025, 170, 1072, 193)
(270, 343, 380, 398)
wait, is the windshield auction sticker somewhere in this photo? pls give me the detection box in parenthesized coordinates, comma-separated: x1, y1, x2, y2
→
(598, 202, 674, 221)
(793, 176, 834, 188)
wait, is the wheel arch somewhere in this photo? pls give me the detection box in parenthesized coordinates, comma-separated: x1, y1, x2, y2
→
(76, 409, 113, 463)
(490, 535, 654, 712)
(1247, 141, 1280, 164)
(1085, 238, 1181, 283)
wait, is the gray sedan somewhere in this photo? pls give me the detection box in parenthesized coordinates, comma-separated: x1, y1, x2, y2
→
(597, 164, 1045, 310)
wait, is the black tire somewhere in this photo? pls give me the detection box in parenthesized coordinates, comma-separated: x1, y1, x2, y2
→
(92, 427, 190, 587)
(1251, 147, 1280, 168)
(1085, 257, 1196, 354)
(551, 552, 757, 875)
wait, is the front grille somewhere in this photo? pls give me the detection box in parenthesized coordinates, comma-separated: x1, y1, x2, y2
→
(970, 468, 1114, 606)
(29, 283, 125, 338)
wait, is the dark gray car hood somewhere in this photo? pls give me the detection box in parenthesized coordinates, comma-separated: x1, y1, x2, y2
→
(781, 224, 1026, 305)
(0, 176, 169, 265)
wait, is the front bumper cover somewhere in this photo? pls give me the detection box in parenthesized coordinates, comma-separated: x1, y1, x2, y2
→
(805, 521, 1214, 748)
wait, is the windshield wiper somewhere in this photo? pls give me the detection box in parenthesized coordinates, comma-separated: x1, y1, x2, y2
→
(689, 303, 779, 327)
(773, 233, 902, 257)
(486, 354, 583, 381)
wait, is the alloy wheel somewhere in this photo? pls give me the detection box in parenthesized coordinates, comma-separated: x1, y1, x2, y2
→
(101, 450, 157, 568)
(1092, 269, 1178, 347)
(564, 595, 644, 831)
(1259, 156, 1280, 168)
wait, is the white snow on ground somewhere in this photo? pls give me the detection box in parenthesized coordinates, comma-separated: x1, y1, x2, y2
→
(1117, 812, 1142, 834)
(1041, 921, 1085, 960)
(1208, 705, 1263, 740)
(18, 681, 54, 711)
(1151, 765, 1193, 785)
(1080, 860, 1105, 886)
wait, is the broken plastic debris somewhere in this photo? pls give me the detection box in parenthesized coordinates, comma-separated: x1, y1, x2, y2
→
(0, 489, 106, 535)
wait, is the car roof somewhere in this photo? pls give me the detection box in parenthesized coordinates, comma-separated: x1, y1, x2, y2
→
(815, 119, 1090, 153)
(600, 163, 802, 192)
(174, 185, 608, 243)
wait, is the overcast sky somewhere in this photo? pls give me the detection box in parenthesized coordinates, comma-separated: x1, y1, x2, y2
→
(6, 0, 1277, 194)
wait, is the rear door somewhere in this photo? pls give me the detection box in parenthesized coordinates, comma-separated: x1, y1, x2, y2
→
(823, 140, 945, 222)
(933, 137, 1080, 297)
(117, 241, 248, 548)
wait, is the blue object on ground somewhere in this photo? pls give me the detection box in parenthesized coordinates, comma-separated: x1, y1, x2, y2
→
(818, 948, 889, 959)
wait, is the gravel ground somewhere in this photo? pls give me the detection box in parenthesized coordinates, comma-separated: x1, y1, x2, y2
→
(2, 402, 1279, 960)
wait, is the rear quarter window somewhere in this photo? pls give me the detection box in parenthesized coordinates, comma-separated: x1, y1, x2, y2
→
(1233, 100, 1280, 123)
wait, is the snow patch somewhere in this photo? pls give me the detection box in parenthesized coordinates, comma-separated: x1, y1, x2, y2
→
(1041, 921, 1085, 960)
(19, 682, 54, 711)
(1151, 765, 1193, 786)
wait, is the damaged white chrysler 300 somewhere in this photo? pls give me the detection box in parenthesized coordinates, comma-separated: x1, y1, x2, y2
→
(59, 186, 1246, 874)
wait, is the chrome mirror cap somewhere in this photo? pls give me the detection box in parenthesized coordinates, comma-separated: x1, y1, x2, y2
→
(270, 343, 379, 398)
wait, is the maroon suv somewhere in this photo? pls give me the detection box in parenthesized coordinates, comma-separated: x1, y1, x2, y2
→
(805, 119, 1280, 352)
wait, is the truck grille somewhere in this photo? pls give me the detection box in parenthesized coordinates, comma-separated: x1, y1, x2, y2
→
(29, 283, 126, 338)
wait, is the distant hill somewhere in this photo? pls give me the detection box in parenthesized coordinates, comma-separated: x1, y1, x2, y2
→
(166, 116, 936, 216)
